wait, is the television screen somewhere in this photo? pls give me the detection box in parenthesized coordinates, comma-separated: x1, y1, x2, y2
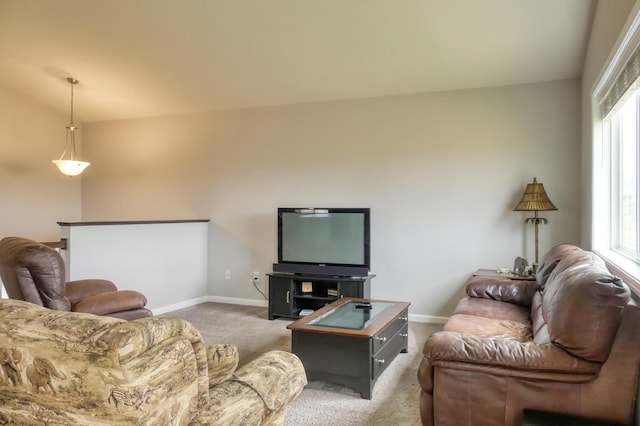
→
(277, 208, 370, 275)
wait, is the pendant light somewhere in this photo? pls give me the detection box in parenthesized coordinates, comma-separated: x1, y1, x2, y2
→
(52, 77, 90, 176)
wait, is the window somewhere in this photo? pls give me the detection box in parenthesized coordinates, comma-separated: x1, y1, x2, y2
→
(592, 8, 640, 293)
(603, 91, 639, 259)
(619, 96, 638, 253)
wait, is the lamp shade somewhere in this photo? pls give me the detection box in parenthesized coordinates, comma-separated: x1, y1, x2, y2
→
(513, 177, 557, 211)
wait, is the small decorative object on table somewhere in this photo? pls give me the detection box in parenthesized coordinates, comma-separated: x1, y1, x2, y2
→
(513, 256, 529, 276)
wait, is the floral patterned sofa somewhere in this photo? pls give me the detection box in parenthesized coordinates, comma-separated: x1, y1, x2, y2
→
(0, 299, 307, 425)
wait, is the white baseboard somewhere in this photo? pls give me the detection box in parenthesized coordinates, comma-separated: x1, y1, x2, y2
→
(207, 295, 269, 307)
(151, 296, 211, 315)
(152, 295, 268, 315)
(409, 313, 449, 324)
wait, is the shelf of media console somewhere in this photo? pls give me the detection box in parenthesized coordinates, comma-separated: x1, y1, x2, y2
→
(267, 272, 375, 320)
(293, 294, 336, 301)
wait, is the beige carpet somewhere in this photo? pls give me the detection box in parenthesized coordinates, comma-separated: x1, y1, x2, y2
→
(164, 302, 442, 426)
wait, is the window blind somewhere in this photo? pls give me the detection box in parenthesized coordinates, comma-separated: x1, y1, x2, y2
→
(601, 42, 640, 118)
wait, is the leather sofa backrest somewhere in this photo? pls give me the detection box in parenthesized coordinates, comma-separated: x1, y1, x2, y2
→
(541, 250, 630, 362)
(0, 237, 71, 311)
(536, 243, 583, 289)
(543, 249, 607, 291)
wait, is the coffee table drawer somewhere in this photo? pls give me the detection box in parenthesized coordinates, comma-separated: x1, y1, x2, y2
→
(372, 308, 409, 353)
(372, 323, 408, 379)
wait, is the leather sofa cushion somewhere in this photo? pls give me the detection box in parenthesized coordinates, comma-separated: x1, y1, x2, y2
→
(66, 279, 118, 303)
(454, 296, 531, 324)
(72, 290, 148, 316)
(466, 275, 538, 306)
(444, 314, 532, 342)
(424, 331, 601, 376)
(542, 253, 630, 362)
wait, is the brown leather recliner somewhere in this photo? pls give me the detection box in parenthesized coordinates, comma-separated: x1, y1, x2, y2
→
(0, 236, 152, 320)
(418, 244, 640, 425)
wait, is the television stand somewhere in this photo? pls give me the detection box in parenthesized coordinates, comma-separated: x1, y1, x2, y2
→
(268, 273, 374, 320)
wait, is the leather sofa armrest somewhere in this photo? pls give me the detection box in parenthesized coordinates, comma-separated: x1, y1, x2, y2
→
(206, 344, 239, 387)
(423, 331, 601, 378)
(466, 275, 539, 306)
(229, 350, 307, 412)
(71, 290, 147, 316)
(66, 279, 118, 303)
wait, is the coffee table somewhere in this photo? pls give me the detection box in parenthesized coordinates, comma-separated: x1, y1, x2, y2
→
(287, 297, 410, 399)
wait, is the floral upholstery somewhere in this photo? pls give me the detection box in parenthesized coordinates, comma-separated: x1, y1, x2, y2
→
(0, 299, 306, 425)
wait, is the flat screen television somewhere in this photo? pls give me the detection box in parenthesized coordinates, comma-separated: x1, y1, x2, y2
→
(273, 207, 370, 277)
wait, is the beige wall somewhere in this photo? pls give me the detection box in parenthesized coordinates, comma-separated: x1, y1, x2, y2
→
(82, 80, 581, 318)
(0, 65, 584, 320)
(580, 0, 636, 248)
(0, 86, 82, 241)
(0, 3, 633, 318)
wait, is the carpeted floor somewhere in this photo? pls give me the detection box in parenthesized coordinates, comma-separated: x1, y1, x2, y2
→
(164, 302, 442, 426)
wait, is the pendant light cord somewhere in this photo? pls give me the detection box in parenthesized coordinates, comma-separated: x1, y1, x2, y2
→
(67, 77, 78, 128)
(69, 79, 74, 126)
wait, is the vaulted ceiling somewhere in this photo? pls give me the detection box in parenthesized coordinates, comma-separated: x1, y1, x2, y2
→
(0, 0, 596, 123)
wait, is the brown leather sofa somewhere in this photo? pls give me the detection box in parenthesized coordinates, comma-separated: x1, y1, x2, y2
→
(418, 244, 640, 426)
(0, 236, 152, 320)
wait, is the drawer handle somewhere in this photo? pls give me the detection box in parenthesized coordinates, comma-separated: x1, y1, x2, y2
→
(375, 336, 387, 342)
(374, 358, 385, 364)
(286, 290, 290, 304)
(400, 316, 408, 321)
(400, 333, 408, 338)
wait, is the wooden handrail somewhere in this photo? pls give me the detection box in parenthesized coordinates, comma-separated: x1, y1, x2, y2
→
(42, 238, 68, 250)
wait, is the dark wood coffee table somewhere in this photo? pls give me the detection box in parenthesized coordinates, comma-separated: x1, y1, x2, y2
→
(287, 297, 410, 399)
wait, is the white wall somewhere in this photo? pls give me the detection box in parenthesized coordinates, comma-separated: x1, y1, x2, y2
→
(81, 80, 581, 319)
(60, 221, 209, 312)
(0, 86, 83, 241)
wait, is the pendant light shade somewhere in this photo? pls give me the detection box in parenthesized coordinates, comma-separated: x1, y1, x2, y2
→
(52, 158, 90, 176)
(53, 77, 90, 176)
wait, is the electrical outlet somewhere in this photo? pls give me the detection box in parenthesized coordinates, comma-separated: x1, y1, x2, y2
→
(252, 271, 260, 280)
(225, 270, 231, 280)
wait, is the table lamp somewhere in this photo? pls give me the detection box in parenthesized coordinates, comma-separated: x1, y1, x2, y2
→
(513, 177, 557, 270)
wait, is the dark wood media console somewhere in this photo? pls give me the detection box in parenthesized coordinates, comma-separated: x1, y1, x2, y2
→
(267, 273, 374, 320)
